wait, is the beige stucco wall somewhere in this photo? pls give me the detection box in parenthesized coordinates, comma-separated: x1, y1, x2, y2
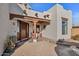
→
(42, 4, 72, 42)
(56, 4, 72, 41)
(8, 20, 18, 36)
(42, 5, 57, 42)
(0, 4, 9, 55)
(9, 4, 23, 15)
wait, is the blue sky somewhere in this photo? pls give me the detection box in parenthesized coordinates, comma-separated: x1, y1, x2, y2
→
(29, 3, 79, 26)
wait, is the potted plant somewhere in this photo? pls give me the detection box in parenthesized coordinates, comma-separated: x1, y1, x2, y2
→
(44, 15, 46, 19)
(23, 10, 27, 15)
(47, 14, 50, 18)
(35, 13, 38, 17)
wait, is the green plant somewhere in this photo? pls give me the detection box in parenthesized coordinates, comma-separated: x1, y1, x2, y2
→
(4, 35, 17, 53)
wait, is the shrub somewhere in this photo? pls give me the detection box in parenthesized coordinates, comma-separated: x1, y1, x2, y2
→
(4, 35, 17, 53)
(72, 35, 79, 41)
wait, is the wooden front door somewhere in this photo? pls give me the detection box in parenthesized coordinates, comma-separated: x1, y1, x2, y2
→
(19, 21, 29, 40)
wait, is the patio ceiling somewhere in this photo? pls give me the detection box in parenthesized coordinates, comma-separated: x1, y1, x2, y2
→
(10, 13, 50, 25)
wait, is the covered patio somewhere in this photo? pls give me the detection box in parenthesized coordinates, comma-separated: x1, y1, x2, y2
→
(10, 13, 50, 42)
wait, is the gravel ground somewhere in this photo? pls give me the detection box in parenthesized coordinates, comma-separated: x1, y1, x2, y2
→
(55, 45, 79, 56)
(8, 38, 79, 56)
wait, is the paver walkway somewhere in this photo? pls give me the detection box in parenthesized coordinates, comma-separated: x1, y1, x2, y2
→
(12, 39, 57, 56)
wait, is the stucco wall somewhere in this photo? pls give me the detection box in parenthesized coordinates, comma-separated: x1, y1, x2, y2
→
(8, 20, 18, 36)
(56, 4, 72, 41)
(42, 4, 57, 42)
(42, 4, 72, 42)
(0, 4, 9, 55)
(9, 4, 23, 15)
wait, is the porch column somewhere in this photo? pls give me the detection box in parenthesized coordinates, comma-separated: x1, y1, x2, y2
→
(33, 20, 38, 42)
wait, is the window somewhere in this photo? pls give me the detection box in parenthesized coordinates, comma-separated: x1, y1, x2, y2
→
(62, 18, 68, 35)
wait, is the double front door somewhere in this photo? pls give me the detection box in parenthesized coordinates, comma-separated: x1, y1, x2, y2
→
(17, 21, 29, 40)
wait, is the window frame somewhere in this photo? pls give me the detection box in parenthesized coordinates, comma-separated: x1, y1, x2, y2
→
(62, 17, 68, 35)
